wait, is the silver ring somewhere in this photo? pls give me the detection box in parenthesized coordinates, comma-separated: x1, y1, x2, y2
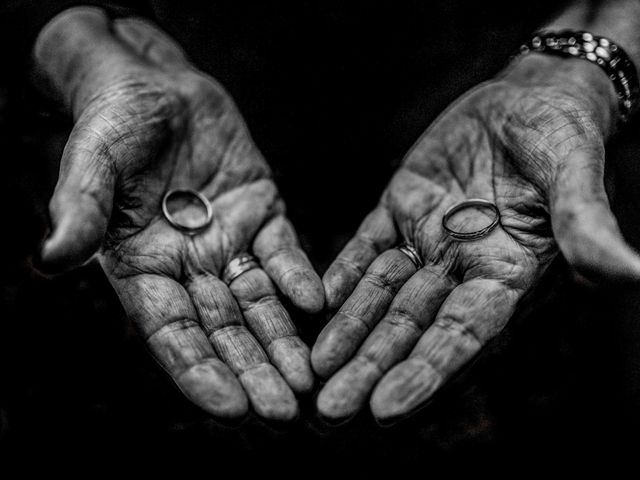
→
(222, 254, 260, 285)
(442, 198, 500, 241)
(162, 189, 213, 234)
(396, 243, 424, 270)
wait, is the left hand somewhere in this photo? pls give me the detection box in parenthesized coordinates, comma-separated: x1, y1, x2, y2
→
(311, 53, 640, 423)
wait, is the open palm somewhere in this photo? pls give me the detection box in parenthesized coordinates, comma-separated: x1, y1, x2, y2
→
(312, 55, 640, 423)
(36, 11, 323, 421)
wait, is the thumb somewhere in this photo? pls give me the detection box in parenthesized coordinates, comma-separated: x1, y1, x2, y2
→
(550, 146, 640, 283)
(37, 116, 117, 273)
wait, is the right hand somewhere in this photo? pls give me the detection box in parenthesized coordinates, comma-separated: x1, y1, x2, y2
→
(33, 7, 324, 421)
(312, 53, 639, 423)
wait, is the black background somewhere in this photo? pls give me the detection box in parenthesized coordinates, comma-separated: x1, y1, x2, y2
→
(2, 0, 640, 473)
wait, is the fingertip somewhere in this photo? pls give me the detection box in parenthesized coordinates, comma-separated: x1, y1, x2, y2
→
(288, 270, 325, 313)
(38, 204, 107, 273)
(322, 266, 357, 311)
(311, 314, 369, 379)
(240, 365, 299, 422)
(370, 359, 441, 424)
(322, 275, 344, 311)
(310, 340, 341, 380)
(36, 233, 90, 274)
(315, 367, 369, 423)
(177, 361, 249, 420)
(316, 387, 357, 425)
(310, 347, 332, 380)
(268, 337, 316, 395)
(283, 355, 316, 395)
(289, 371, 316, 395)
(370, 382, 404, 425)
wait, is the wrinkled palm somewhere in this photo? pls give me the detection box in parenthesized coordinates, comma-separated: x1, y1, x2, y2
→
(312, 57, 640, 423)
(38, 13, 323, 421)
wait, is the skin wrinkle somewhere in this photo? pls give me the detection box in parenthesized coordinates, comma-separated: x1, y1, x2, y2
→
(106, 236, 184, 278)
(261, 245, 303, 264)
(332, 256, 367, 276)
(240, 294, 281, 312)
(144, 316, 201, 346)
(430, 317, 484, 356)
(33, 8, 321, 421)
(208, 328, 267, 367)
(316, 50, 632, 422)
(362, 259, 413, 292)
(316, 5, 640, 423)
(336, 310, 376, 333)
(352, 353, 386, 377)
(379, 312, 424, 337)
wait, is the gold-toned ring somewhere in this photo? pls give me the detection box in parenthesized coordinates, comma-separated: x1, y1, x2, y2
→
(162, 189, 213, 235)
(222, 254, 260, 285)
(442, 198, 500, 242)
(396, 243, 424, 270)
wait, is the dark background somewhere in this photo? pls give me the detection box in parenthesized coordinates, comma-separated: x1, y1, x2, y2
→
(1, 0, 640, 472)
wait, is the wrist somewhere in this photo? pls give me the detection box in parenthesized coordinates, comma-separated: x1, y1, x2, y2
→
(501, 53, 619, 138)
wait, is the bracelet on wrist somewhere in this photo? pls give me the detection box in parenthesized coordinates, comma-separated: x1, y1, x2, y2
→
(517, 30, 640, 123)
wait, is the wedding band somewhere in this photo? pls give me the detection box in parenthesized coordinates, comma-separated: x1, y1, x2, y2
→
(222, 254, 260, 285)
(162, 189, 213, 234)
(396, 243, 424, 269)
(442, 198, 500, 241)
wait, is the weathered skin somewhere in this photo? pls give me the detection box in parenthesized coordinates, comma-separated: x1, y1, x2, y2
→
(313, 53, 640, 423)
(33, 8, 323, 421)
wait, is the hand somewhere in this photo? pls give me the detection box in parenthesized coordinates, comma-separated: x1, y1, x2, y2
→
(34, 8, 323, 421)
(311, 53, 640, 423)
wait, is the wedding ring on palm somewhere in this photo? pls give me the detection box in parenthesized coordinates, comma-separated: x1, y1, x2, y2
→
(442, 199, 501, 242)
(162, 188, 214, 234)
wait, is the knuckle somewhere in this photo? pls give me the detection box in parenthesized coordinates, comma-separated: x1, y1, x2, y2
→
(384, 310, 422, 334)
(433, 316, 483, 351)
(363, 269, 394, 291)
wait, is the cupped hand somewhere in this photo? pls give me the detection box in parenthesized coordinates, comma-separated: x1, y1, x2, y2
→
(312, 53, 640, 423)
(34, 8, 323, 421)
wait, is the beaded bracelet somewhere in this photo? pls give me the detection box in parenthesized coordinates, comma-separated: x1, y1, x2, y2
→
(518, 30, 640, 123)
